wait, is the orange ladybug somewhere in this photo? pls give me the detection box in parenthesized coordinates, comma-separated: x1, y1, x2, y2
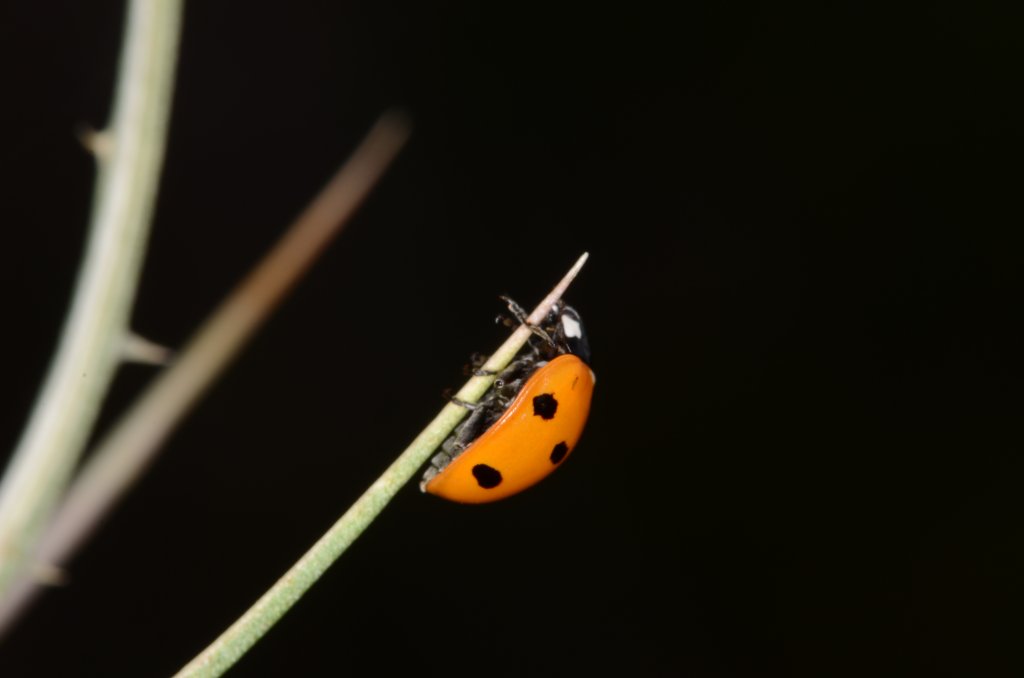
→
(420, 300, 595, 503)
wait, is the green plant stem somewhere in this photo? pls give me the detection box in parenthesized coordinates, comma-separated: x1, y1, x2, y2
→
(174, 253, 589, 678)
(0, 0, 184, 600)
(0, 113, 411, 640)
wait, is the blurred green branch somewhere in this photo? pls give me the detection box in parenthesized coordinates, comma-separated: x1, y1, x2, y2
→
(0, 113, 411, 640)
(0, 0, 184, 601)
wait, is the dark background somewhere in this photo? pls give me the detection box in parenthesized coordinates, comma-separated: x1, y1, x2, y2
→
(0, 1, 1021, 676)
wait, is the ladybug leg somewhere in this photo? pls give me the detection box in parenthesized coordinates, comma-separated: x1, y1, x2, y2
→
(430, 402, 491, 473)
(440, 435, 462, 457)
(470, 349, 538, 380)
(497, 353, 540, 381)
(494, 297, 526, 329)
(499, 295, 530, 324)
(499, 295, 556, 346)
(449, 396, 482, 411)
(447, 354, 535, 415)
(463, 352, 495, 377)
(450, 406, 492, 452)
(444, 382, 496, 410)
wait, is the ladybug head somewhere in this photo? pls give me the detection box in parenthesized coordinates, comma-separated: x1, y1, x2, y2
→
(543, 302, 591, 365)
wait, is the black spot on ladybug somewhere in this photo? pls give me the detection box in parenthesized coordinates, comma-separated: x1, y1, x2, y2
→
(550, 442, 569, 464)
(532, 393, 558, 419)
(472, 464, 503, 489)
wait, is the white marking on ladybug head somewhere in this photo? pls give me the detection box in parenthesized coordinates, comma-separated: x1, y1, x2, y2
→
(561, 314, 582, 339)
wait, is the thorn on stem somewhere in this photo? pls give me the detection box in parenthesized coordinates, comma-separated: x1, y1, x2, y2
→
(121, 332, 174, 366)
(32, 562, 68, 587)
(76, 124, 114, 159)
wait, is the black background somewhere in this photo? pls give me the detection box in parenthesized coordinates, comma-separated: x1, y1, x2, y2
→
(1, 1, 1022, 676)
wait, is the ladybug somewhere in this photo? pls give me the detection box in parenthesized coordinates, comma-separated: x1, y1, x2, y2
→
(420, 298, 595, 503)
